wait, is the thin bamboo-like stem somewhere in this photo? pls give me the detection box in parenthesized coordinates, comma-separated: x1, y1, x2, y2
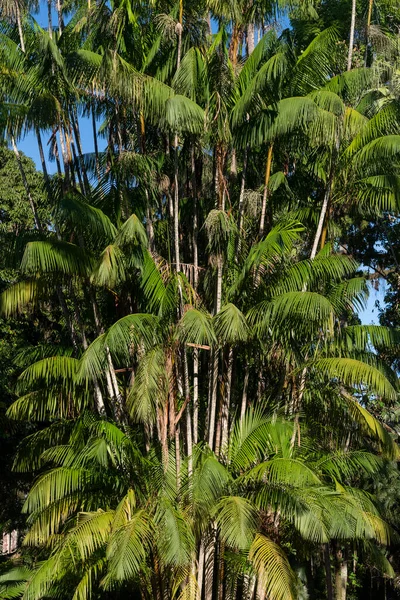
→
(259, 144, 273, 237)
(47, 0, 53, 38)
(347, 0, 356, 71)
(15, 3, 25, 52)
(364, 0, 373, 66)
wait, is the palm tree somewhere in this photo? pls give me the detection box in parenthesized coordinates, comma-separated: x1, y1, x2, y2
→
(0, 2, 400, 597)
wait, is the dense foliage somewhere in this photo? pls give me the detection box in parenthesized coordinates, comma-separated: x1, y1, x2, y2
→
(1, 0, 400, 598)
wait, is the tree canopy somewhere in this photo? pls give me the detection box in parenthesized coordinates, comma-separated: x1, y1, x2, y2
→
(1, 0, 400, 598)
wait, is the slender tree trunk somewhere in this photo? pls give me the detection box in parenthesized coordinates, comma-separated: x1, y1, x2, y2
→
(259, 144, 273, 238)
(191, 147, 200, 445)
(335, 547, 348, 600)
(229, 24, 241, 68)
(364, 0, 373, 65)
(238, 148, 248, 233)
(91, 102, 101, 178)
(173, 139, 180, 271)
(172, 0, 183, 266)
(52, 133, 63, 177)
(324, 544, 334, 600)
(183, 350, 193, 475)
(246, 22, 255, 55)
(310, 179, 332, 259)
(15, 3, 25, 52)
(36, 128, 51, 199)
(207, 349, 219, 450)
(171, 0, 183, 271)
(193, 348, 199, 445)
(347, 0, 356, 71)
(240, 363, 249, 422)
(71, 110, 90, 195)
(197, 541, 205, 599)
(220, 347, 233, 454)
(58, 125, 70, 187)
(57, 0, 64, 33)
(47, 0, 53, 38)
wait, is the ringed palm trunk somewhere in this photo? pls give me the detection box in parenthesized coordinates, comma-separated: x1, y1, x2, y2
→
(15, 1, 25, 52)
(173, 0, 183, 272)
(57, 0, 64, 33)
(240, 362, 249, 422)
(71, 110, 90, 195)
(48, 0, 53, 38)
(324, 544, 334, 600)
(347, 0, 356, 71)
(218, 346, 233, 455)
(58, 124, 70, 187)
(208, 250, 223, 450)
(238, 147, 248, 233)
(335, 547, 348, 600)
(191, 146, 199, 446)
(246, 22, 255, 55)
(91, 101, 101, 178)
(259, 144, 273, 238)
(36, 128, 52, 200)
(364, 0, 373, 65)
(310, 184, 331, 259)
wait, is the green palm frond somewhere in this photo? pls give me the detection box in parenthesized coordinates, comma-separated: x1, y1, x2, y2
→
(0, 279, 44, 316)
(0, 567, 31, 600)
(21, 240, 94, 278)
(213, 303, 249, 344)
(214, 496, 257, 550)
(155, 501, 194, 567)
(56, 194, 117, 246)
(127, 347, 167, 424)
(310, 357, 398, 401)
(115, 214, 148, 248)
(104, 313, 161, 359)
(91, 245, 127, 288)
(106, 507, 151, 581)
(248, 534, 296, 600)
(176, 307, 216, 346)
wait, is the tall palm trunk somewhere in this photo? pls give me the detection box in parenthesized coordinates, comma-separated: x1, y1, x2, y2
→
(173, 0, 183, 272)
(207, 349, 219, 450)
(191, 146, 199, 445)
(220, 346, 233, 453)
(183, 350, 193, 475)
(324, 544, 334, 600)
(238, 148, 248, 233)
(36, 128, 52, 200)
(310, 183, 331, 259)
(335, 547, 348, 600)
(364, 0, 373, 65)
(71, 110, 90, 195)
(47, 0, 53, 38)
(246, 22, 255, 55)
(15, 2, 25, 52)
(57, 0, 64, 33)
(240, 363, 249, 422)
(347, 0, 356, 71)
(173, 142, 180, 271)
(259, 144, 273, 237)
(58, 124, 70, 187)
(91, 102, 100, 178)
